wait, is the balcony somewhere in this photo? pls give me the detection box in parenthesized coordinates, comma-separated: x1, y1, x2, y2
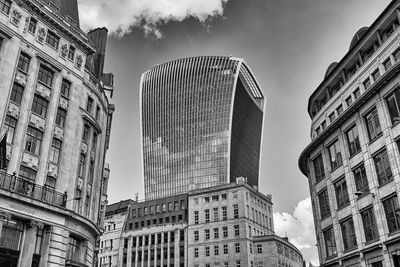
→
(0, 171, 66, 208)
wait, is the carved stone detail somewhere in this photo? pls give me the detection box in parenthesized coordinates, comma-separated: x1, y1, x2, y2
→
(48, 163, 58, 178)
(54, 126, 64, 141)
(36, 83, 51, 99)
(29, 113, 46, 131)
(81, 143, 88, 154)
(8, 102, 20, 119)
(10, 8, 22, 26)
(76, 55, 83, 69)
(15, 71, 27, 86)
(22, 152, 39, 169)
(60, 44, 68, 58)
(29, 220, 44, 229)
(59, 97, 68, 110)
(37, 27, 46, 43)
(0, 211, 11, 222)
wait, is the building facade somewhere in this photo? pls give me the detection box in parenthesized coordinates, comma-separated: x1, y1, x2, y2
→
(299, 1, 400, 266)
(0, 0, 114, 266)
(98, 200, 135, 267)
(140, 56, 265, 200)
(120, 194, 188, 267)
(187, 178, 274, 267)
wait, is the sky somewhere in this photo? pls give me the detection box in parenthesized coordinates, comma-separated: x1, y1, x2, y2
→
(78, 0, 392, 264)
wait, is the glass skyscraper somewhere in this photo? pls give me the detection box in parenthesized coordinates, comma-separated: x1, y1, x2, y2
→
(140, 56, 264, 200)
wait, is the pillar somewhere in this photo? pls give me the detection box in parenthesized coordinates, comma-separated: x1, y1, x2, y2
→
(19, 220, 44, 267)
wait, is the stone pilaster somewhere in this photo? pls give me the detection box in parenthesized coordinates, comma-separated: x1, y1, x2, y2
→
(19, 220, 44, 267)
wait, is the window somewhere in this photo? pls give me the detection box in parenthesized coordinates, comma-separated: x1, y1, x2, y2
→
(55, 108, 66, 127)
(162, 203, 166, 212)
(222, 193, 227, 200)
(194, 248, 198, 258)
(25, 126, 43, 155)
(361, 207, 378, 242)
(92, 132, 97, 150)
(340, 218, 357, 250)
(222, 206, 227, 220)
(82, 124, 90, 143)
(38, 65, 53, 87)
(61, 79, 71, 98)
(336, 105, 343, 116)
(0, 0, 11, 14)
(313, 154, 325, 183)
(233, 191, 238, 198)
(49, 138, 62, 163)
(19, 165, 36, 180)
(256, 244, 262, 254)
(31, 94, 48, 118)
(346, 124, 361, 156)
(194, 211, 199, 224)
(223, 244, 228, 254)
(234, 225, 240, 236)
(28, 17, 37, 33)
(46, 30, 60, 50)
(204, 196, 209, 203)
(4, 115, 17, 143)
(235, 243, 240, 253)
(213, 208, 218, 221)
(365, 108, 382, 141)
(395, 48, 400, 61)
(346, 96, 353, 107)
(233, 204, 239, 219)
(213, 228, 219, 239)
(68, 45, 75, 61)
(328, 139, 342, 169)
(212, 195, 219, 201)
(194, 231, 199, 241)
(168, 202, 173, 211)
(174, 201, 179, 211)
(214, 245, 219, 256)
(236, 261, 241, 267)
(86, 97, 93, 114)
(334, 177, 349, 209)
(78, 153, 86, 177)
(353, 164, 369, 194)
(329, 112, 335, 122)
(205, 229, 210, 240)
(205, 209, 210, 223)
(354, 88, 361, 99)
(372, 69, 381, 81)
(383, 195, 400, 233)
(205, 246, 210, 256)
(17, 53, 30, 73)
(95, 106, 100, 120)
(323, 227, 337, 257)
(222, 226, 228, 238)
(384, 58, 393, 70)
(387, 88, 400, 124)
(374, 149, 392, 185)
(318, 189, 331, 219)
(371, 262, 383, 267)
(10, 83, 24, 105)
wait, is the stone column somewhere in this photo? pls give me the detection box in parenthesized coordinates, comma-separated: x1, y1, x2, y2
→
(19, 220, 44, 267)
(0, 210, 11, 239)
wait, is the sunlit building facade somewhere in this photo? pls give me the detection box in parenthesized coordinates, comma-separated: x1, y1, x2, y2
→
(299, 1, 400, 266)
(140, 56, 264, 200)
(0, 0, 114, 266)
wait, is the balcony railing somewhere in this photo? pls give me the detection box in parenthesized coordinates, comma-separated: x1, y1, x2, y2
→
(0, 171, 66, 208)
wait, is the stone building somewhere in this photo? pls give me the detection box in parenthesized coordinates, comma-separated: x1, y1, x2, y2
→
(98, 200, 135, 267)
(187, 177, 274, 267)
(298, 1, 400, 266)
(120, 194, 188, 267)
(0, 0, 114, 266)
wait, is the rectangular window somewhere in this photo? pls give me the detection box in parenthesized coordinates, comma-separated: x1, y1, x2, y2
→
(340, 217, 357, 250)
(363, 78, 372, 90)
(38, 65, 53, 87)
(361, 207, 378, 242)
(205, 209, 210, 223)
(365, 108, 382, 141)
(329, 112, 335, 123)
(213, 207, 218, 221)
(383, 195, 400, 233)
(205, 246, 210, 256)
(233, 204, 239, 219)
(235, 243, 240, 253)
(336, 105, 343, 116)
(222, 206, 227, 220)
(387, 88, 400, 124)
(205, 229, 210, 240)
(346, 124, 361, 156)
(194, 248, 198, 258)
(25, 126, 43, 155)
(68, 45, 75, 61)
(214, 228, 219, 239)
(0, 0, 11, 14)
(82, 124, 90, 143)
(78, 153, 86, 177)
(61, 79, 71, 98)
(313, 154, 325, 183)
(223, 244, 228, 254)
(45, 175, 56, 189)
(335, 177, 349, 209)
(346, 96, 353, 107)
(385, 58, 393, 71)
(46, 30, 60, 50)
(323, 227, 337, 258)
(372, 69, 381, 82)
(318, 189, 331, 219)
(374, 149, 392, 185)
(31, 95, 48, 118)
(194, 211, 199, 224)
(234, 225, 240, 237)
(17, 53, 30, 73)
(354, 88, 361, 99)
(4, 115, 17, 144)
(95, 106, 100, 120)
(257, 244, 262, 254)
(10, 83, 24, 105)
(19, 165, 36, 180)
(214, 245, 219, 256)
(55, 108, 66, 127)
(28, 17, 37, 33)
(49, 138, 62, 163)
(194, 231, 199, 241)
(86, 97, 93, 114)
(222, 226, 228, 238)
(328, 140, 342, 169)
(353, 164, 369, 194)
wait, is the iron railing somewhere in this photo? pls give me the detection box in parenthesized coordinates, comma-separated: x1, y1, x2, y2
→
(0, 171, 67, 208)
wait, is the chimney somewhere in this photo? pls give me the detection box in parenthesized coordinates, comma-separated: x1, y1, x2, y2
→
(87, 27, 108, 79)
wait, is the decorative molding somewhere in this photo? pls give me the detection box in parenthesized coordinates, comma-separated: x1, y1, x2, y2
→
(10, 8, 22, 26)
(37, 27, 46, 43)
(76, 54, 83, 69)
(60, 43, 68, 58)
(0, 211, 12, 222)
(29, 220, 44, 229)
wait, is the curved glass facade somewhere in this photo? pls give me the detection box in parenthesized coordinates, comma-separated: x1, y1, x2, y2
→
(140, 56, 264, 200)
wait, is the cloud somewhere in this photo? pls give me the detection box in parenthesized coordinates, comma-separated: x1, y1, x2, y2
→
(274, 197, 319, 265)
(77, 0, 229, 38)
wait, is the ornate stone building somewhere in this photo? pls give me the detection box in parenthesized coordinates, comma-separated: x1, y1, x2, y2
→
(299, 1, 400, 266)
(0, 0, 114, 266)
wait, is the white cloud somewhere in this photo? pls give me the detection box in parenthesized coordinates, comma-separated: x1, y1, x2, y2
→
(77, 0, 229, 38)
(274, 197, 319, 265)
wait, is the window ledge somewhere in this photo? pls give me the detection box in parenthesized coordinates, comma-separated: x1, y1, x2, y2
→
(378, 178, 394, 188)
(388, 229, 400, 237)
(37, 80, 53, 90)
(368, 133, 383, 145)
(337, 202, 350, 210)
(330, 164, 343, 173)
(365, 238, 379, 246)
(349, 150, 361, 159)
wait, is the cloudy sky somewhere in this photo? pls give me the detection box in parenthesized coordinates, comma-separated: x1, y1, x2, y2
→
(78, 0, 391, 264)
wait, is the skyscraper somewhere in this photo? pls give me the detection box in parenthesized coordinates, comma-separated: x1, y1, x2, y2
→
(140, 56, 264, 200)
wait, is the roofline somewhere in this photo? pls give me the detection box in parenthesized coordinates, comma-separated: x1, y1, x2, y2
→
(306, 0, 399, 117)
(253, 234, 304, 258)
